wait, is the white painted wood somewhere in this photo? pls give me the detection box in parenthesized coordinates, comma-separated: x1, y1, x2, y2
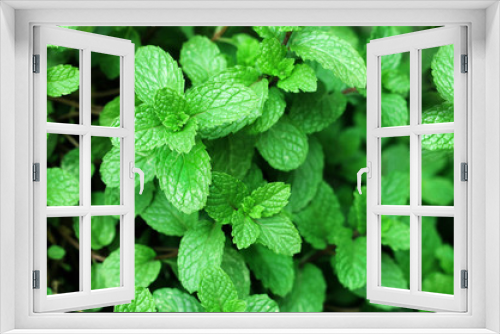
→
(33, 25, 135, 313)
(366, 26, 467, 312)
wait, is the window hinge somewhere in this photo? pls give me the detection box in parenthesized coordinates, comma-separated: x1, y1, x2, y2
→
(461, 54, 468, 73)
(33, 163, 40, 182)
(461, 162, 468, 181)
(461, 270, 468, 289)
(33, 270, 40, 289)
(33, 54, 40, 73)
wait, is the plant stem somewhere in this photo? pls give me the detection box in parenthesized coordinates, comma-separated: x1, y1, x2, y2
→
(63, 134, 79, 148)
(91, 88, 121, 98)
(57, 225, 106, 262)
(211, 26, 228, 42)
(282, 31, 293, 46)
(155, 250, 178, 260)
(342, 87, 358, 95)
(300, 244, 336, 266)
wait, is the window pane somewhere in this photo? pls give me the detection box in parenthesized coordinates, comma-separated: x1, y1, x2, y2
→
(47, 217, 80, 295)
(47, 45, 81, 124)
(92, 138, 120, 205)
(47, 134, 80, 206)
(91, 52, 121, 127)
(380, 215, 410, 290)
(91, 215, 120, 290)
(421, 134, 454, 206)
(421, 216, 454, 295)
(380, 52, 410, 127)
(421, 45, 454, 124)
(381, 137, 410, 205)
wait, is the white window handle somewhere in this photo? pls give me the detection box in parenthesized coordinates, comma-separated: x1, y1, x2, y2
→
(357, 162, 372, 195)
(129, 162, 145, 195)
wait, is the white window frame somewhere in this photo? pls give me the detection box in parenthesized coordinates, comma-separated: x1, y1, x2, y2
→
(366, 26, 467, 312)
(33, 25, 136, 313)
(0, 1, 499, 333)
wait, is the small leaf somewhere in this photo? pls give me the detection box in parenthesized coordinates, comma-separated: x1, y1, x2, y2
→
(99, 96, 121, 126)
(153, 88, 190, 132)
(349, 187, 367, 234)
(381, 253, 408, 290)
(431, 44, 454, 102)
(48, 245, 65, 260)
(290, 30, 366, 88)
(423, 272, 454, 295)
(178, 222, 225, 293)
(221, 247, 251, 299)
(246, 87, 286, 135)
(257, 37, 295, 79)
(244, 294, 279, 312)
(114, 287, 156, 312)
(180, 36, 227, 86)
(47, 168, 79, 206)
(422, 102, 453, 124)
(381, 93, 409, 127)
(135, 46, 184, 104)
(198, 267, 242, 312)
(154, 141, 211, 214)
(435, 244, 454, 275)
(277, 64, 317, 93)
(256, 116, 309, 172)
(141, 189, 199, 236)
(231, 211, 261, 249)
(233, 34, 261, 66)
(333, 236, 367, 290)
(206, 172, 248, 225)
(249, 182, 291, 217)
(242, 244, 294, 297)
(422, 176, 454, 205)
(382, 69, 410, 95)
(381, 216, 410, 251)
(207, 65, 260, 86)
(47, 64, 79, 97)
(208, 134, 255, 180)
(280, 264, 326, 312)
(163, 119, 198, 154)
(257, 214, 302, 256)
(153, 288, 203, 312)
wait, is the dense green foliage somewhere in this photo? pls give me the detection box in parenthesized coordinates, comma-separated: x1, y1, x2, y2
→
(46, 25, 455, 313)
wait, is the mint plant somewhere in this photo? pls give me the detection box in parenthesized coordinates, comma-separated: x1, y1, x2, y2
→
(45, 25, 456, 313)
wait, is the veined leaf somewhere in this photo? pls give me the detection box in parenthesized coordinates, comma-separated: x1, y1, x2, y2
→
(280, 264, 326, 312)
(246, 87, 286, 135)
(198, 267, 245, 312)
(333, 236, 367, 290)
(257, 214, 302, 256)
(257, 37, 294, 79)
(153, 88, 190, 132)
(277, 64, 317, 93)
(431, 44, 454, 102)
(206, 172, 248, 225)
(208, 134, 255, 180)
(221, 246, 251, 299)
(249, 182, 291, 218)
(114, 287, 156, 313)
(47, 64, 80, 97)
(153, 288, 204, 312)
(244, 294, 279, 312)
(47, 168, 79, 206)
(381, 93, 409, 127)
(231, 211, 261, 250)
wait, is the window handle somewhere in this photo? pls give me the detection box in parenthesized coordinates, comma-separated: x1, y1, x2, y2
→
(129, 162, 145, 195)
(357, 162, 372, 195)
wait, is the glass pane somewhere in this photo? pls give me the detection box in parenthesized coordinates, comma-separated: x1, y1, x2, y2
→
(381, 137, 410, 205)
(421, 134, 454, 206)
(421, 216, 454, 295)
(47, 134, 80, 206)
(91, 215, 120, 290)
(91, 52, 121, 127)
(380, 52, 410, 127)
(47, 217, 80, 295)
(92, 138, 120, 205)
(421, 45, 454, 123)
(380, 215, 410, 290)
(47, 45, 81, 124)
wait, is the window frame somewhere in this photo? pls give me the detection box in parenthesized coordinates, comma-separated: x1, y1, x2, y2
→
(0, 1, 497, 333)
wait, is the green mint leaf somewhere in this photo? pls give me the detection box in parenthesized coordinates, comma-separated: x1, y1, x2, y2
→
(280, 264, 326, 312)
(422, 102, 453, 124)
(141, 188, 199, 236)
(244, 294, 279, 312)
(246, 86, 286, 135)
(114, 287, 156, 312)
(153, 288, 203, 312)
(369, 27, 403, 70)
(422, 133, 454, 151)
(423, 272, 454, 295)
(289, 88, 347, 134)
(249, 182, 291, 217)
(257, 37, 295, 79)
(277, 64, 317, 93)
(381, 216, 410, 251)
(198, 267, 242, 312)
(333, 236, 367, 290)
(47, 64, 80, 97)
(422, 176, 454, 205)
(242, 244, 294, 297)
(349, 186, 367, 234)
(382, 69, 410, 95)
(47, 168, 79, 206)
(133, 104, 168, 152)
(308, 61, 348, 93)
(382, 171, 410, 205)
(256, 116, 309, 172)
(253, 26, 301, 39)
(257, 214, 302, 256)
(294, 181, 345, 249)
(242, 163, 267, 193)
(135, 46, 184, 104)
(206, 172, 248, 225)
(154, 141, 211, 214)
(207, 65, 260, 86)
(102, 244, 161, 288)
(163, 119, 198, 154)
(153, 88, 190, 132)
(285, 136, 324, 212)
(231, 210, 261, 249)
(435, 244, 454, 275)
(221, 246, 251, 299)
(99, 96, 120, 126)
(85, 193, 118, 250)
(91, 263, 107, 290)
(381, 93, 409, 127)
(431, 44, 454, 102)
(421, 217, 443, 277)
(186, 81, 259, 137)
(233, 34, 261, 66)
(180, 36, 227, 86)
(223, 299, 247, 312)
(178, 222, 225, 293)
(381, 253, 408, 290)
(48, 245, 65, 260)
(290, 30, 366, 88)
(208, 134, 255, 180)
(61, 148, 95, 179)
